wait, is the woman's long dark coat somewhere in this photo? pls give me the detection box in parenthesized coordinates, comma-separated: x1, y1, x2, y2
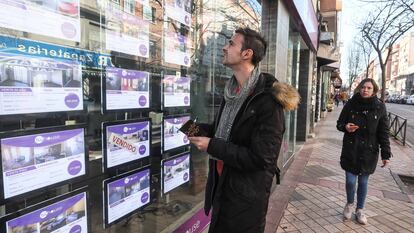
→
(336, 94, 391, 175)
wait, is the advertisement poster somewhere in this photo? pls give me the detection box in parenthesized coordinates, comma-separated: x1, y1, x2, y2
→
(0, 54, 83, 115)
(106, 169, 150, 224)
(0, 0, 80, 42)
(1, 128, 86, 199)
(163, 75, 190, 107)
(105, 67, 149, 110)
(6, 192, 88, 233)
(163, 116, 190, 151)
(165, 0, 192, 27)
(106, 121, 150, 168)
(105, 4, 149, 57)
(163, 153, 190, 193)
(164, 28, 191, 67)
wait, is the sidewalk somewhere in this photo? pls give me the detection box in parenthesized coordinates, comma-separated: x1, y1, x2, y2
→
(265, 106, 414, 233)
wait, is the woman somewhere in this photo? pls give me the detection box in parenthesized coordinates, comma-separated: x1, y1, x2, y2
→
(336, 79, 391, 225)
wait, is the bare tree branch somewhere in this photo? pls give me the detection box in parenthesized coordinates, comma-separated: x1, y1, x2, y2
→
(359, 0, 414, 100)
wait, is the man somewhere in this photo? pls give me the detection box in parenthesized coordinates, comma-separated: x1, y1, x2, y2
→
(189, 27, 300, 233)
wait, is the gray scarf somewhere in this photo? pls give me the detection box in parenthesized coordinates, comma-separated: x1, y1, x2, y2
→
(215, 68, 260, 141)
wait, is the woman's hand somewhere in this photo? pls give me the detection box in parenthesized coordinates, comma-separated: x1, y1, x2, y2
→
(381, 159, 390, 168)
(345, 123, 359, 133)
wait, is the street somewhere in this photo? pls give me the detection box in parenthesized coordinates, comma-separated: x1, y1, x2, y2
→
(386, 103, 414, 146)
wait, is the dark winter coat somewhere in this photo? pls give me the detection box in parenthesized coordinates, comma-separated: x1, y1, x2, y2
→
(336, 93, 391, 175)
(201, 73, 300, 233)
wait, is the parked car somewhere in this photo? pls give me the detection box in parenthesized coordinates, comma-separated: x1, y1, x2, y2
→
(407, 94, 414, 104)
(397, 95, 409, 104)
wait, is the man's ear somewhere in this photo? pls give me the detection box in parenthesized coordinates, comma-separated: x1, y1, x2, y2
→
(242, 49, 254, 61)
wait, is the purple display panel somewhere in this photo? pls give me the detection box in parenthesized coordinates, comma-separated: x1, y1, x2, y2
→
(105, 3, 149, 57)
(164, 30, 190, 67)
(104, 67, 150, 111)
(106, 121, 150, 168)
(165, 0, 192, 27)
(162, 153, 190, 194)
(0, 53, 83, 116)
(1, 128, 86, 199)
(163, 116, 190, 152)
(0, 0, 81, 42)
(106, 169, 150, 224)
(172, 207, 211, 233)
(163, 75, 191, 108)
(6, 192, 88, 233)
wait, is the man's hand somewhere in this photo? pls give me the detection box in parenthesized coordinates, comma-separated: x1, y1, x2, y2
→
(189, 136, 211, 152)
(345, 123, 359, 133)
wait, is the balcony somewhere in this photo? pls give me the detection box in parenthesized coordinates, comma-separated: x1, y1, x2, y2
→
(320, 32, 334, 45)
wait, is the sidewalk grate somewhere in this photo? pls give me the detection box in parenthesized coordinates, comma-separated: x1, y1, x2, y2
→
(303, 165, 337, 178)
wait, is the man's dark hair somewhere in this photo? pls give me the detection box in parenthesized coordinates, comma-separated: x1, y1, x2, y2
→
(235, 27, 267, 66)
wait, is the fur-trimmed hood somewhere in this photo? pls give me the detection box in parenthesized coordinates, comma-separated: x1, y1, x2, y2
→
(272, 82, 300, 111)
(257, 73, 300, 111)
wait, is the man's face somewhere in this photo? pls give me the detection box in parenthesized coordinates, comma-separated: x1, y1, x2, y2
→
(222, 33, 249, 67)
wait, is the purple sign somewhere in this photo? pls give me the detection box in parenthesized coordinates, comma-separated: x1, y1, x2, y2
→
(61, 22, 77, 39)
(69, 225, 82, 233)
(141, 192, 149, 203)
(107, 121, 149, 135)
(106, 67, 149, 80)
(172, 208, 211, 233)
(184, 96, 189, 104)
(108, 169, 149, 189)
(139, 45, 148, 56)
(68, 160, 82, 175)
(164, 116, 190, 125)
(1, 128, 84, 147)
(138, 145, 146, 155)
(65, 93, 80, 108)
(183, 172, 189, 181)
(164, 153, 190, 167)
(139, 95, 147, 106)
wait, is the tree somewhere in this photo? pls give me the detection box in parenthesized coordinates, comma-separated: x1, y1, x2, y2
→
(347, 41, 362, 90)
(356, 36, 373, 79)
(359, 0, 414, 100)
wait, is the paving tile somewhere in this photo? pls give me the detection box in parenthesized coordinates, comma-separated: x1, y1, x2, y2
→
(322, 224, 341, 233)
(267, 108, 414, 233)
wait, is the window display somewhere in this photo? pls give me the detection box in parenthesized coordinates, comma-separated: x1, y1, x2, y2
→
(0, 0, 262, 231)
(102, 67, 150, 112)
(105, 2, 150, 57)
(161, 152, 190, 194)
(102, 119, 151, 171)
(2, 190, 88, 233)
(162, 75, 191, 108)
(0, 53, 83, 116)
(164, 25, 191, 67)
(162, 114, 190, 152)
(165, 0, 192, 27)
(0, 126, 87, 201)
(0, 0, 81, 42)
(103, 166, 151, 227)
